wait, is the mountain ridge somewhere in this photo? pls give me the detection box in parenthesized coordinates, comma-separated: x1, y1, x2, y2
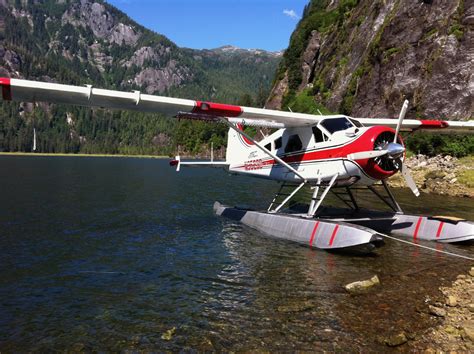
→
(0, 0, 280, 155)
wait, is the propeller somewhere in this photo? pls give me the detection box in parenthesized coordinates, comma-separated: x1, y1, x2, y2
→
(401, 163, 420, 197)
(348, 99, 420, 196)
(391, 99, 419, 196)
(347, 150, 388, 160)
(394, 99, 408, 143)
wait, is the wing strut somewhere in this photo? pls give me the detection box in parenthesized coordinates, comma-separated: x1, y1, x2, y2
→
(221, 118, 307, 183)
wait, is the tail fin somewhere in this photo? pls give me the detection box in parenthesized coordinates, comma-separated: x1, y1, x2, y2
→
(226, 124, 254, 165)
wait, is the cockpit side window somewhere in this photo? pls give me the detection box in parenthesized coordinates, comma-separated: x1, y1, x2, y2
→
(312, 126, 326, 143)
(320, 117, 354, 134)
(274, 137, 282, 150)
(285, 134, 303, 153)
(349, 118, 363, 127)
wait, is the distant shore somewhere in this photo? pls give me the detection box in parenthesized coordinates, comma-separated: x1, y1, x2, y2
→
(387, 154, 474, 198)
(0, 152, 169, 159)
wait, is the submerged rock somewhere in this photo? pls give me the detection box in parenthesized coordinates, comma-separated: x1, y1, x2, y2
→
(344, 275, 380, 294)
(429, 305, 446, 317)
(277, 300, 315, 313)
(411, 267, 474, 351)
(161, 327, 176, 341)
(385, 332, 408, 347)
(462, 321, 474, 342)
(446, 295, 458, 307)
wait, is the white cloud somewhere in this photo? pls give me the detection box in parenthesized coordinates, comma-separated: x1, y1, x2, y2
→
(283, 9, 300, 20)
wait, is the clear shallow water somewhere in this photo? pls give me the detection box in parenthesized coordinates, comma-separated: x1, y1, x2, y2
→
(0, 156, 472, 351)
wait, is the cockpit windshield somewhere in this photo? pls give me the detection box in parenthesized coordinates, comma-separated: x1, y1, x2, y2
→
(320, 117, 354, 134)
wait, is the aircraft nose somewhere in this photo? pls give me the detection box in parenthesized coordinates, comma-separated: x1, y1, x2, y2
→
(386, 142, 405, 159)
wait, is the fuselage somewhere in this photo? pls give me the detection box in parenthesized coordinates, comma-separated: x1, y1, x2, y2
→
(228, 116, 402, 187)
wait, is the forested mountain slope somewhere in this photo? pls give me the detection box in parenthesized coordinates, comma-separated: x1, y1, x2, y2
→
(0, 0, 280, 155)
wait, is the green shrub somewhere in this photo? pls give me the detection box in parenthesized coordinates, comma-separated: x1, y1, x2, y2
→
(404, 133, 474, 158)
(449, 24, 464, 40)
(284, 89, 332, 114)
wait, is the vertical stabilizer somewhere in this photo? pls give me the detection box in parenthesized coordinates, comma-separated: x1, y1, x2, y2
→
(226, 125, 254, 165)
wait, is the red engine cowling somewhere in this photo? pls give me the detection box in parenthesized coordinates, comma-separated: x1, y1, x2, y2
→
(343, 126, 405, 180)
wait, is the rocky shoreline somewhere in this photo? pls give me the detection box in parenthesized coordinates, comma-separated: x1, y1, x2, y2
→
(409, 267, 474, 352)
(388, 155, 474, 198)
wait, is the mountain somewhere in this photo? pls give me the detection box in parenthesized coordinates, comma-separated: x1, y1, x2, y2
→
(267, 0, 473, 121)
(0, 0, 281, 155)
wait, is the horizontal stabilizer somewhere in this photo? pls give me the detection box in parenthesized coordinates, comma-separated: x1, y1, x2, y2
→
(169, 156, 229, 172)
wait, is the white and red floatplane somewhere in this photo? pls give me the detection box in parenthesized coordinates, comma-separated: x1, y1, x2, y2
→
(1, 77, 473, 253)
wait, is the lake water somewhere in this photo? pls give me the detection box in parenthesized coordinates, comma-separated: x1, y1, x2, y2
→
(0, 156, 472, 351)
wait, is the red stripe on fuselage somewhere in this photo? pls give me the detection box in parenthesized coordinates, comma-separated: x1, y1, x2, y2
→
(236, 126, 398, 180)
(0, 77, 12, 100)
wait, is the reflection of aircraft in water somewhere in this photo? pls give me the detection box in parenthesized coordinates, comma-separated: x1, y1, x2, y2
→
(1, 77, 473, 253)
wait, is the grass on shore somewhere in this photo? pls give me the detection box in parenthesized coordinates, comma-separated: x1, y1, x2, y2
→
(0, 152, 169, 159)
(458, 156, 474, 188)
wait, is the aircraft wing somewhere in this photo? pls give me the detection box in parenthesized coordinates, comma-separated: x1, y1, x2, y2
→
(1, 77, 472, 132)
(0, 77, 319, 128)
(356, 118, 474, 133)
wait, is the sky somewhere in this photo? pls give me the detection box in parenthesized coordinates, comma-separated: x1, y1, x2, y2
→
(106, 0, 309, 51)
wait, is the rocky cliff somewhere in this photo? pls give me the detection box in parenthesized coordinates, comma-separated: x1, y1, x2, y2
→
(268, 0, 473, 120)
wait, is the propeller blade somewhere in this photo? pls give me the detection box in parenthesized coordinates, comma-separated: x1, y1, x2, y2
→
(401, 163, 420, 197)
(394, 99, 409, 143)
(348, 150, 388, 160)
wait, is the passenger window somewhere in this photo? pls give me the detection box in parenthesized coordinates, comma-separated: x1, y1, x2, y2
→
(321, 117, 354, 134)
(285, 134, 303, 153)
(274, 137, 282, 150)
(312, 126, 326, 143)
(264, 143, 271, 151)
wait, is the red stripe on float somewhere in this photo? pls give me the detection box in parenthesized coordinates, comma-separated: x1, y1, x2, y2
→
(192, 101, 242, 117)
(436, 221, 445, 238)
(413, 217, 423, 240)
(309, 221, 320, 247)
(0, 77, 12, 100)
(329, 225, 340, 246)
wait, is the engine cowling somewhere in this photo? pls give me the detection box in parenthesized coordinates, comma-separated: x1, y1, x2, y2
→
(345, 126, 405, 180)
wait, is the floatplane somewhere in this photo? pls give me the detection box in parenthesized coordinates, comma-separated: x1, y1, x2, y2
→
(1, 77, 473, 253)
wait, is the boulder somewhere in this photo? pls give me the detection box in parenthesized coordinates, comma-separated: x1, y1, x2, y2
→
(446, 295, 458, 307)
(385, 332, 408, 347)
(429, 305, 446, 317)
(462, 321, 474, 342)
(344, 275, 380, 294)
